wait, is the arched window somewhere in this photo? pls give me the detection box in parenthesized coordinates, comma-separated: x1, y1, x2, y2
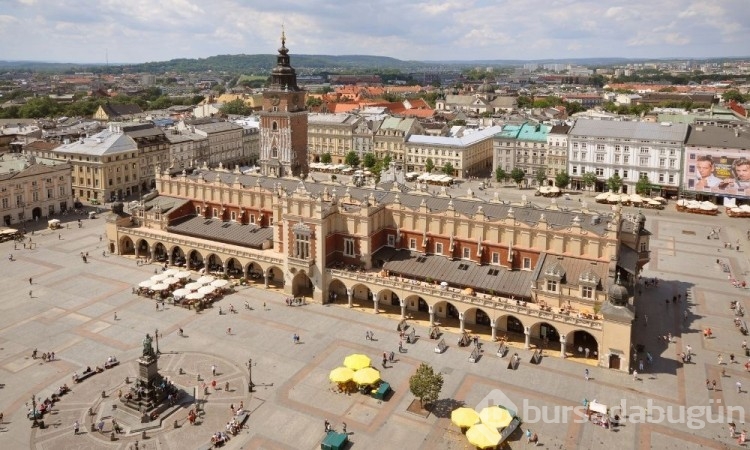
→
(272, 147, 278, 158)
(272, 121, 278, 130)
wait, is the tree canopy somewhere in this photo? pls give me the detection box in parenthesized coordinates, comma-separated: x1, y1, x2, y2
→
(495, 167, 507, 183)
(606, 174, 624, 193)
(510, 168, 525, 187)
(344, 151, 360, 168)
(409, 363, 444, 408)
(555, 171, 571, 189)
(424, 158, 435, 173)
(582, 172, 598, 191)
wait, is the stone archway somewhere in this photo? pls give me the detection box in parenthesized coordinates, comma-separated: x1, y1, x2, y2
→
(225, 258, 242, 278)
(495, 315, 526, 345)
(170, 246, 186, 267)
(153, 243, 167, 263)
(32, 207, 43, 220)
(349, 283, 373, 308)
(188, 250, 204, 270)
(530, 321, 560, 351)
(266, 266, 284, 288)
(327, 279, 348, 304)
(245, 262, 264, 284)
(136, 239, 149, 259)
(119, 236, 135, 255)
(464, 307, 493, 339)
(567, 330, 599, 360)
(292, 270, 313, 298)
(378, 289, 401, 308)
(206, 254, 223, 273)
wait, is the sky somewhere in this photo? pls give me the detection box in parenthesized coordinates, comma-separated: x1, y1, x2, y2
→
(1, 0, 749, 64)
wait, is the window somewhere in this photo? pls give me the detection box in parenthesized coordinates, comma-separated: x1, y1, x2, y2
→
(614, 169, 619, 176)
(639, 157, 649, 165)
(581, 152, 587, 160)
(640, 147, 650, 154)
(668, 174, 675, 184)
(659, 158, 666, 168)
(640, 242, 648, 252)
(523, 257, 531, 269)
(614, 145, 621, 152)
(230, 211, 236, 221)
(1, 198, 7, 209)
(491, 252, 499, 264)
(596, 144, 605, 151)
(462, 247, 470, 259)
(658, 174, 665, 183)
(387, 234, 395, 247)
(572, 166, 578, 175)
(546, 280, 558, 292)
(212, 208, 218, 218)
(623, 170, 629, 179)
(669, 159, 676, 168)
(59, 186, 65, 196)
(572, 151, 578, 160)
(614, 154, 620, 163)
(596, 153, 604, 162)
(47, 189, 53, 199)
(295, 233, 310, 259)
(623, 155, 630, 164)
(581, 286, 593, 299)
(250, 214, 255, 224)
(595, 168, 604, 176)
(435, 242, 443, 255)
(196, 206, 201, 215)
(409, 238, 417, 250)
(344, 238, 355, 257)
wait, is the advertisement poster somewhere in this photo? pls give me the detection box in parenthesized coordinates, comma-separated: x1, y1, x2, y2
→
(684, 149, 750, 198)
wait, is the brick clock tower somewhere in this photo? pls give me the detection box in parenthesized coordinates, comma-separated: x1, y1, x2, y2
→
(259, 31, 308, 178)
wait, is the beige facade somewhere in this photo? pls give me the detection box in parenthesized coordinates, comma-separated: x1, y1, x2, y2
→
(307, 113, 360, 164)
(547, 125, 571, 179)
(0, 153, 73, 226)
(373, 117, 424, 166)
(405, 126, 501, 178)
(164, 129, 209, 170)
(109, 168, 648, 372)
(194, 122, 245, 168)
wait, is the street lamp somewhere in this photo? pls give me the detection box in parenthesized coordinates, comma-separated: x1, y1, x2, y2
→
(31, 394, 39, 427)
(155, 328, 160, 355)
(247, 358, 254, 393)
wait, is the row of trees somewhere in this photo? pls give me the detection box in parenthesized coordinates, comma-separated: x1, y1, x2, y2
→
(495, 166, 658, 194)
(319, 152, 456, 180)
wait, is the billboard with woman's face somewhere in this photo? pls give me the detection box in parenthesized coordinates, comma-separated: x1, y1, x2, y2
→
(684, 148, 750, 197)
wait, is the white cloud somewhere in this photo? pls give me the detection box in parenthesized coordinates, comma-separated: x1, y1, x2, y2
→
(0, 0, 747, 63)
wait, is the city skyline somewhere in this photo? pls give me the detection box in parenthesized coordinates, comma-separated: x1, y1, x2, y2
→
(1, 0, 749, 65)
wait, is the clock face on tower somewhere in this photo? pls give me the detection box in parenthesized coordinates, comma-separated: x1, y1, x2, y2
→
(270, 94, 280, 106)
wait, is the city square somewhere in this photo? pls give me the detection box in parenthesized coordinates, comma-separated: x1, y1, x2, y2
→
(0, 194, 748, 449)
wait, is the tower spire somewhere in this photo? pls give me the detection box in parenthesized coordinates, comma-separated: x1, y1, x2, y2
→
(281, 24, 286, 48)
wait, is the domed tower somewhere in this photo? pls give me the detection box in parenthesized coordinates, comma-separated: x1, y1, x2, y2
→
(259, 28, 308, 178)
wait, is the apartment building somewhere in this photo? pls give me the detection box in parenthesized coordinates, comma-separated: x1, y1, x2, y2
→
(405, 126, 502, 178)
(307, 113, 361, 164)
(372, 117, 424, 167)
(547, 124, 571, 179)
(193, 122, 245, 168)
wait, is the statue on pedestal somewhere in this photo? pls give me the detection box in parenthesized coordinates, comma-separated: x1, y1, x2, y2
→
(142, 334, 156, 359)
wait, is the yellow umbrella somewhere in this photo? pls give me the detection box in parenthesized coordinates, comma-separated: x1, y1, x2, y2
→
(479, 406, 514, 429)
(451, 407, 480, 428)
(343, 354, 371, 371)
(465, 423, 502, 449)
(352, 367, 380, 385)
(329, 366, 355, 383)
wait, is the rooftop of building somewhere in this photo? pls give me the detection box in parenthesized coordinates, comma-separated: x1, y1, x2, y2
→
(685, 124, 750, 149)
(569, 118, 689, 142)
(193, 122, 243, 133)
(167, 215, 273, 249)
(54, 128, 137, 156)
(407, 126, 502, 147)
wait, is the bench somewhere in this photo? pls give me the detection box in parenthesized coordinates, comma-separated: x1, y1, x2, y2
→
(74, 370, 96, 383)
(373, 382, 391, 400)
(104, 360, 120, 369)
(236, 412, 249, 427)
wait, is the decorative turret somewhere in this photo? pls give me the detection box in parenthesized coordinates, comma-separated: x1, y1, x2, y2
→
(269, 28, 300, 91)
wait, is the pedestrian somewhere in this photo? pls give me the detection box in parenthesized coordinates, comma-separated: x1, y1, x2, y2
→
(97, 419, 104, 433)
(389, 351, 395, 362)
(584, 368, 589, 381)
(719, 354, 724, 365)
(644, 314, 648, 326)
(744, 340, 748, 350)
(73, 419, 79, 435)
(686, 345, 692, 356)
(712, 379, 717, 390)
(365, 331, 370, 340)
(324, 419, 330, 432)
(526, 429, 532, 443)
(342, 422, 347, 434)
(639, 359, 644, 372)
(263, 302, 266, 310)
(738, 381, 743, 393)
(731, 353, 736, 364)
(382, 357, 387, 368)
(211, 364, 216, 376)
(707, 379, 712, 390)
(58, 233, 61, 240)
(29, 277, 32, 285)
(398, 341, 403, 353)
(114, 312, 117, 320)
(28, 290, 32, 298)
(633, 369, 638, 380)
(683, 310, 688, 321)
(226, 327, 231, 335)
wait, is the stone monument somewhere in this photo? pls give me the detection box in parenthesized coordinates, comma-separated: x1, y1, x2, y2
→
(122, 333, 170, 422)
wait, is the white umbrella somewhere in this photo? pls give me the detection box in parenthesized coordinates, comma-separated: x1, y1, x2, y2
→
(549, 186, 560, 193)
(185, 282, 202, 291)
(163, 268, 179, 276)
(164, 277, 181, 285)
(595, 193, 609, 200)
(440, 281, 449, 287)
(151, 283, 170, 291)
(186, 292, 204, 301)
(173, 288, 191, 297)
(138, 280, 156, 288)
(176, 271, 192, 279)
(211, 279, 229, 288)
(198, 285, 215, 295)
(197, 275, 216, 285)
(151, 273, 169, 282)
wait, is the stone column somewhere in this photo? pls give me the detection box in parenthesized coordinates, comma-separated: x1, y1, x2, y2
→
(429, 306, 435, 326)
(400, 299, 406, 319)
(347, 288, 353, 308)
(524, 327, 531, 350)
(459, 312, 465, 333)
(491, 322, 497, 341)
(560, 335, 567, 358)
(373, 297, 379, 314)
(149, 246, 155, 262)
(264, 274, 269, 288)
(168, 252, 174, 266)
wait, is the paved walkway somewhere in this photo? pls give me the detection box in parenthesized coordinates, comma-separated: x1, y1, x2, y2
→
(0, 205, 749, 449)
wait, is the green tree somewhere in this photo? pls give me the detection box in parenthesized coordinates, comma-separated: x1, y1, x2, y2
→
(344, 151, 360, 168)
(442, 162, 455, 175)
(723, 89, 746, 103)
(18, 97, 61, 118)
(582, 172, 598, 192)
(149, 95, 174, 110)
(510, 168, 525, 187)
(635, 175, 654, 195)
(424, 158, 435, 173)
(306, 97, 323, 107)
(320, 153, 332, 164)
(606, 174, 624, 193)
(409, 363, 444, 409)
(534, 168, 547, 186)
(363, 153, 377, 168)
(219, 98, 251, 116)
(383, 154, 392, 169)
(555, 171, 571, 189)
(495, 167, 508, 183)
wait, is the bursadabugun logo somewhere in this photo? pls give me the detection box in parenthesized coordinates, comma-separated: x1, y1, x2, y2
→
(476, 389, 744, 430)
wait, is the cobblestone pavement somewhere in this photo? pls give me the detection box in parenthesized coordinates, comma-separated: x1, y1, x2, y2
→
(0, 202, 748, 449)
